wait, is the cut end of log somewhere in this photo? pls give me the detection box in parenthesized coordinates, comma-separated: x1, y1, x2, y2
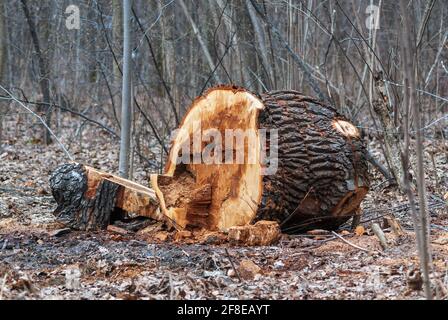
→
(155, 86, 266, 231)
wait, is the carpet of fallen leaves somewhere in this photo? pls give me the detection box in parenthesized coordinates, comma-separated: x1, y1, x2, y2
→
(0, 113, 447, 300)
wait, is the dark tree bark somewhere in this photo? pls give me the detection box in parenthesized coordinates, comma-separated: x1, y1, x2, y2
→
(50, 163, 160, 230)
(20, 0, 52, 145)
(50, 163, 119, 230)
(50, 87, 370, 233)
(257, 90, 369, 232)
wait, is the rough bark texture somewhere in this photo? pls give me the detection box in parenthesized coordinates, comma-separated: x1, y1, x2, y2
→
(20, 0, 52, 144)
(50, 163, 118, 230)
(372, 71, 405, 191)
(50, 163, 160, 230)
(257, 90, 369, 232)
(49, 86, 370, 234)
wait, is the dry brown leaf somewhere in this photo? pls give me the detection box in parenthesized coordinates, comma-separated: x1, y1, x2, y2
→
(24, 181, 36, 187)
(355, 225, 365, 236)
(154, 231, 170, 242)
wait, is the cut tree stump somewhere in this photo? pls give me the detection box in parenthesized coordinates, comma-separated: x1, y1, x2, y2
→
(49, 86, 369, 234)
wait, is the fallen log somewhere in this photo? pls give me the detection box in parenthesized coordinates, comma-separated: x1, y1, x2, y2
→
(49, 163, 162, 230)
(50, 85, 369, 233)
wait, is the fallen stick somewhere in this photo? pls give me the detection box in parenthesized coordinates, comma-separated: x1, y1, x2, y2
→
(331, 231, 371, 253)
(225, 248, 242, 282)
(371, 223, 388, 250)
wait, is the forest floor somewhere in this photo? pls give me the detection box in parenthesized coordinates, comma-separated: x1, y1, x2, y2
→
(0, 114, 447, 300)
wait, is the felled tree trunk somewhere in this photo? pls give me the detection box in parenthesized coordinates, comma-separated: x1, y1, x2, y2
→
(257, 90, 369, 232)
(50, 86, 369, 233)
(50, 163, 161, 230)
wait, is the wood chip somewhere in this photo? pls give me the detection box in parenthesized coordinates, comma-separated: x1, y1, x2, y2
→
(154, 231, 170, 242)
(174, 230, 192, 241)
(106, 225, 129, 235)
(237, 259, 261, 280)
(228, 220, 280, 246)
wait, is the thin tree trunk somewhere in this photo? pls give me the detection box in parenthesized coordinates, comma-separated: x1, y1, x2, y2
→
(246, 0, 273, 89)
(118, 0, 132, 178)
(399, 0, 432, 300)
(20, 0, 52, 145)
(178, 0, 222, 84)
(0, 0, 6, 152)
(112, 0, 123, 89)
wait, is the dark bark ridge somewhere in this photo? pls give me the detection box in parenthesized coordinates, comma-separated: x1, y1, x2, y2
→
(49, 163, 118, 230)
(257, 90, 369, 232)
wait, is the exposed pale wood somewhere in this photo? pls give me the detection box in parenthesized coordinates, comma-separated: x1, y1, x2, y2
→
(228, 220, 280, 246)
(85, 165, 160, 219)
(51, 86, 370, 234)
(160, 86, 265, 231)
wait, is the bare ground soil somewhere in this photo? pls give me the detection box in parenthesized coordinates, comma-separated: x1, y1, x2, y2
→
(0, 114, 447, 299)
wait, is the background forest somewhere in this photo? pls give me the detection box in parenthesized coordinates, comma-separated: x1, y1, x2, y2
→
(0, 0, 447, 300)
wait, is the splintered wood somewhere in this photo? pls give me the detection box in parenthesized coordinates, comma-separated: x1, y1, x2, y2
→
(228, 221, 280, 246)
(49, 85, 370, 245)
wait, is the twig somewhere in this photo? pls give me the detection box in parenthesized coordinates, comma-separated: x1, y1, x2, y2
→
(0, 94, 118, 137)
(199, 30, 237, 95)
(225, 248, 242, 282)
(416, 0, 436, 50)
(132, 7, 179, 125)
(331, 231, 371, 253)
(0, 85, 73, 161)
(168, 272, 174, 300)
(249, 0, 327, 102)
(0, 92, 157, 169)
